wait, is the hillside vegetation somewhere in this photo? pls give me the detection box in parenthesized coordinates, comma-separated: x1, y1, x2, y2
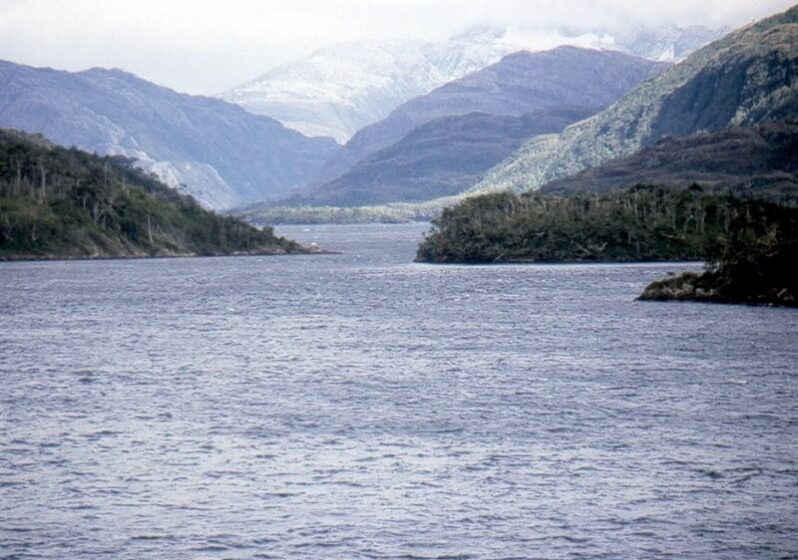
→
(0, 129, 302, 260)
(541, 123, 798, 199)
(415, 186, 797, 264)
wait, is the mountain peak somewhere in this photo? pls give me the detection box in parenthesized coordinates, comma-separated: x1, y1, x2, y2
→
(450, 24, 507, 41)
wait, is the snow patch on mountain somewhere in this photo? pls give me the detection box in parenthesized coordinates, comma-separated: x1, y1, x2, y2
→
(107, 146, 235, 209)
(221, 24, 727, 143)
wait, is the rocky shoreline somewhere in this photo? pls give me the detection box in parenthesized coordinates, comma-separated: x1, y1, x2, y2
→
(639, 270, 797, 307)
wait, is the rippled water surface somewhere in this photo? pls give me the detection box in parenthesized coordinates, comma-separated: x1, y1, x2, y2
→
(2, 223, 797, 559)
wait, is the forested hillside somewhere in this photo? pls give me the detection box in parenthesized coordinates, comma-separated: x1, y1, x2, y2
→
(0, 129, 303, 260)
(541, 123, 798, 199)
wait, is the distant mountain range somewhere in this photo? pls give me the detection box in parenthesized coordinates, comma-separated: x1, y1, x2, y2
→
(541, 123, 798, 199)
(0, 61, 338, 210)
(297, 47, 668, 206)
(470, 5, 798, 196)
(295, 107, 598, 206)
(6, 10, 790, 219)
(221, 24, 724, 143)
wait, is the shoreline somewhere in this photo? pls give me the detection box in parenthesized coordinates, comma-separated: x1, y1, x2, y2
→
(0, 246, 338, 264)
(638, 271, 798, 308)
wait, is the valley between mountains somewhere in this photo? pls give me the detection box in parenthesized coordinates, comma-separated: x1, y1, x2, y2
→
(2, 5, 797, 304)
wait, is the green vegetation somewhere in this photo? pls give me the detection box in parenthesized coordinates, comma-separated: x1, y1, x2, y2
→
(417, 184, 798, 306)
(640, 202, 798, 306)
(0, 129, 302, 260)
(415, 185, 796, 263)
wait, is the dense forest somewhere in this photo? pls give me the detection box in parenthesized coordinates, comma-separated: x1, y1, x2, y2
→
(0, 129, 303, 260)
(640, 202, 798, 306)
(415, 185, 797, 264)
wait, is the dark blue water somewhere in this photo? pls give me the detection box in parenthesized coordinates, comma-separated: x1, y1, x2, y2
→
(2, 223, 797, 559)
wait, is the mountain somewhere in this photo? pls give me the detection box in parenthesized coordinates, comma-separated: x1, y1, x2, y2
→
(541, 123, 798, 199)
(220, 27, 512, 143)
(470, 5, 798, 196)
(0, 60, 339, 210)
(295, 107, 598, 206)
(220, 25, 722, 143)
(611, 24, 730, 62)
(307, 47, 669, 195)
(0, 129, 308, 260)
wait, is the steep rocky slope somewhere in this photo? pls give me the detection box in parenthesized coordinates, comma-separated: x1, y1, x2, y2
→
(470, 5, 798, 196)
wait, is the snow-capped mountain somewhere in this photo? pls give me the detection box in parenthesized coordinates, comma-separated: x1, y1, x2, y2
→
(220, 24, 727, 143)
(307, 47, 668, 198)
(220, 27, 513, 143)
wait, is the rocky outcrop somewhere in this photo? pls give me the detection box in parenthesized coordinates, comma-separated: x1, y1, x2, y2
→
(639, 272, 722, 302)
(639, 253, 798, 308)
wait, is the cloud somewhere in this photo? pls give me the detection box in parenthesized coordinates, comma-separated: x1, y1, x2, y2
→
(1, 0, 795, 94)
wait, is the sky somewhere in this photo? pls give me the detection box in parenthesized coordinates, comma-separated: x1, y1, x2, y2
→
(1, 0, 795, 95)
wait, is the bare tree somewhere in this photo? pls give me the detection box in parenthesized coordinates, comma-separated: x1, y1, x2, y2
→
(39, 159, 49, 202)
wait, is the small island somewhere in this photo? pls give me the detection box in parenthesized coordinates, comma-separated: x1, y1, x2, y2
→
(640, 208, 797, 307)
(417, 186, 763, 263)
(0, 129, 312, 260)
(416, 185, 798, 307)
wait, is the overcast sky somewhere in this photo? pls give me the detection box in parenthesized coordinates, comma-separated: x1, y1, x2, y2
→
(1, 0, 795, 95)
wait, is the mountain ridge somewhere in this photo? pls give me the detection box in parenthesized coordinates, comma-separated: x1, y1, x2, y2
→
(306, 46, 669, 197)
(0, 60, 339, 211)
(469, 5, 798, 196)
(221, 24, 724, 143)
(294, 107, 599, 207)
(540, 122, 798, 199)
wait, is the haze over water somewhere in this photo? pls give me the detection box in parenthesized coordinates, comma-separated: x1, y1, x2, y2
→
(2, 224, 797, 559)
